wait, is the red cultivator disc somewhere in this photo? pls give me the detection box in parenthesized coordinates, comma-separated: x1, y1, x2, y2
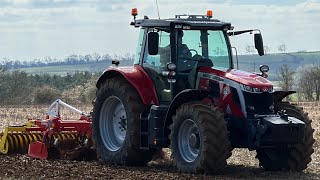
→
(28, 142, 48, 160)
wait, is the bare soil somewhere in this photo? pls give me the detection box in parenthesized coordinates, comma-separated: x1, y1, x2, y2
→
(0, 103, 319, 180)
(0, 150, 319, 180)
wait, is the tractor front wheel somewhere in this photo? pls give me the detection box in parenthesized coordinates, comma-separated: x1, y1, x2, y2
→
(256, 102, 315, 171)
(170, 102, 231, 174)
(92, 77, 154, 165)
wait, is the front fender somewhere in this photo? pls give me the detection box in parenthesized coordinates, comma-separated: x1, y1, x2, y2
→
(164, 89, 209, 128)
(96, 65, 159, 105)
(273, 91, 296, 103)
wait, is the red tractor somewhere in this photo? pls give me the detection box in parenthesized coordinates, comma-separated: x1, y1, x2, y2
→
(92, 10, 315, 173)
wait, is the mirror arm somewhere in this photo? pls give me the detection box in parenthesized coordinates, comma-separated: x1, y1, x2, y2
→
(231, 47, 239, 70)
(228, 29, 261, 36)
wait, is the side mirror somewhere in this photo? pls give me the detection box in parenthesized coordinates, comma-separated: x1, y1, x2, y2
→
(148, 32, 159, 55)
(254, 33, 264, 56)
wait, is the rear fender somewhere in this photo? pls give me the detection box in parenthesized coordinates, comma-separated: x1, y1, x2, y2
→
(273, 91, 296, 103)
(96, 66, 159, 105)
(164, 89, 209, 129)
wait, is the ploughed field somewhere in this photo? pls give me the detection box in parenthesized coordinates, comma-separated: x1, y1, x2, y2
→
(0, 102, 319, 180)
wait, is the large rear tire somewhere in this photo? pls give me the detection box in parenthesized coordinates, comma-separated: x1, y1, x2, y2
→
(92, 77, 154, 165)
(256, 102, 315, 171)
(170, 102, 231, 174)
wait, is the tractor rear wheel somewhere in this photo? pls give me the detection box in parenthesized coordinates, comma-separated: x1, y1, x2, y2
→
(169, 102, 231, 174)
(92, 77, 154, 165)
(256, 102, 315, 171)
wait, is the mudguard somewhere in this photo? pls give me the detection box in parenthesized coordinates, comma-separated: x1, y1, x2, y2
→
(273, 91, 296, 103)
(164, 89, 209, 128)
(96, 65, 159, 105)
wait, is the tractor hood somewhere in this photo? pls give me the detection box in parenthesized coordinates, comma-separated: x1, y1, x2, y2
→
(199, 67, 273, 89)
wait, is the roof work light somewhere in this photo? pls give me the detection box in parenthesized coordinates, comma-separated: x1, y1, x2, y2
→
(207, 10, 213, 18)
(132, 8, 138, 17)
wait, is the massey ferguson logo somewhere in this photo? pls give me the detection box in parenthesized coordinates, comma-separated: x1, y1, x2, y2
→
(262, 88, 268, 92)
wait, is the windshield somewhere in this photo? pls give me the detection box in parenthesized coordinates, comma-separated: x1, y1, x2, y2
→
(178, 30, 231, 69)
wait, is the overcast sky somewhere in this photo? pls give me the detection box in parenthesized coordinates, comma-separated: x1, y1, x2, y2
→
(0, 0, 319, 61)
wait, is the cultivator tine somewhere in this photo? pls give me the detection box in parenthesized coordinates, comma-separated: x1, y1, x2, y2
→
(70, 133, 76, 139)
(36, 133, 42, 142)
(6, 135, 13, 152)
(28, 141, 48, 160)
(21, 134, 29, 153)
(16, 134, 24, 153)
(12, 134, 19, 152)
(60, 133, 66, 141)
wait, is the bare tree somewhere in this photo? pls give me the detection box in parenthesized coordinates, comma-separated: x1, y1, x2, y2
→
(121, 53, 135, 62)
(84, 54, 93, 63)
(102, 54, 111, 61)
(245, 45, 255, 55)
(66, 55, 79, 64)
(92, 52, 101, 63)
(310, 65, 320, 101)
(297, 65, 314, 101)
(0, 64, 6, 73)
(264, 45, 271, 55)
(296, 64, 320, 101)
(278, 44, 287, 54)
(277, 64, 295, 100)
(245, 45, 256, 71)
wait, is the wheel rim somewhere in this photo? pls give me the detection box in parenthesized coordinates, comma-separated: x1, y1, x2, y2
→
(99, 96, 127, 152)
(177, 119, 200, 162)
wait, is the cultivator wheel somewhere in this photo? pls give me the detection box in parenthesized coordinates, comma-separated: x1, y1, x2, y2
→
(0, 132, 42, 154)
(0, 131, 79, 155)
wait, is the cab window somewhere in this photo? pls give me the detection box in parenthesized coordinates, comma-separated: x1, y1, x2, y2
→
(134, 29, 145, 65)
(143, 30, 171, 68)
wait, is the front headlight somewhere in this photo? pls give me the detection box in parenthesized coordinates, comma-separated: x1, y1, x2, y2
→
(166, 62, 176, 70)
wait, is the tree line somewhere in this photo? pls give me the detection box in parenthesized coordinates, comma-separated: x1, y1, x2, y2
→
(1, 53, 135, 69)
(0, 69, 98, 105)
(0, 52, 136, 106)
(1, 52, 320, 105)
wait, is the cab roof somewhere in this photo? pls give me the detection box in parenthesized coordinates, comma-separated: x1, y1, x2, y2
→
(131, 15, 233, 31)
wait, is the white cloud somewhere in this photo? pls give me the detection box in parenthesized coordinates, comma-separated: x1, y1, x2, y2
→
(0, 0, 319, 60)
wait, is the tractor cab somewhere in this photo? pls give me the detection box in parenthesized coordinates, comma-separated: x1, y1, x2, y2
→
(131, 10, 265, 103)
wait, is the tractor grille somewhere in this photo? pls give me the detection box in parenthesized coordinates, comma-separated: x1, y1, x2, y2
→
(243, 92, 274, 115)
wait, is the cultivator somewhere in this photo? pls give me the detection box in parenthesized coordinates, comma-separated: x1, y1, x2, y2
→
(0, 99, 92, 159)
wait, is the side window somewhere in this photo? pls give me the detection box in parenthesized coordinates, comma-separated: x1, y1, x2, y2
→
(143, 31, 170, 68)
(208, 31, 230, 68)
(134, 29, 145, 65)
(180, 31, 202, 56)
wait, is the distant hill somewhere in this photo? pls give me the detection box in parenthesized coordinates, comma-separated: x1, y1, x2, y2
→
(235, 51, 320, 80)
(10, 60, 133, 75)
(11, 51, 320, 79)
(15, 62, 110, 75)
